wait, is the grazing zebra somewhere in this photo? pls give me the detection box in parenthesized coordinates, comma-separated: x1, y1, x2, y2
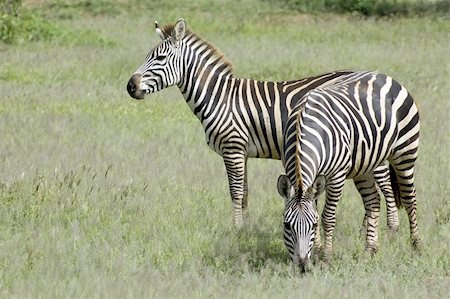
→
(126, 18, 398, 229)
(277, 71, 420, 271)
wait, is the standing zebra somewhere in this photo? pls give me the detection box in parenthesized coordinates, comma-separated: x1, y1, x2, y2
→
(126, 18, 398, 229)
(277, 71, 420, 271)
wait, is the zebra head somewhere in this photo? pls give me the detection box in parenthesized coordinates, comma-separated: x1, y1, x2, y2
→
(277, 174, 326, 272)
(127, 19, 186, 100)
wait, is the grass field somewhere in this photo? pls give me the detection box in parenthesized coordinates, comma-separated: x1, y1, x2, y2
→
(0, 0, 449, 297)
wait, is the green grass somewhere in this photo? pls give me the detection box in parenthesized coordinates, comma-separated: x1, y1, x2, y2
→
(0, 0, 449, 297)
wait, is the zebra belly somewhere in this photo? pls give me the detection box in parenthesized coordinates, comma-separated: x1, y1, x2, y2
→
(246, 140, 282, 159)
(203, 126, 281, 161)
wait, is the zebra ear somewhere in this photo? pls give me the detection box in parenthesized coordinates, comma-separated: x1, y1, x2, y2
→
(155, 21, 165, 40)
(171, 18, 186, 46)
(305, 175, 326, 200)
(277, 174, 293, 200)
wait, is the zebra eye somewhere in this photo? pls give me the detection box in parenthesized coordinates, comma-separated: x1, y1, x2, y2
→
(155, 55, 166, 61)
(284, 222, 291, 231)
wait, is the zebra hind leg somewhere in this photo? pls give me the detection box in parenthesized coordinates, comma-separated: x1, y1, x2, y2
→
(374, 164, 399, 232)
(389, 161, 421, 250)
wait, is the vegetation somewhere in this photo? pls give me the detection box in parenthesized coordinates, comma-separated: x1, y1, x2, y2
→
(0, 0, 115, 44)
(0, 1, 58, 43)
(0, 0, 449, 297)
(1, 0, 448, 43)
(270, 0, 450, 16)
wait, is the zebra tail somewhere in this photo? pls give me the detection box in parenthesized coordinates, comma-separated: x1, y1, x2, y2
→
(389, 164, 402, 209)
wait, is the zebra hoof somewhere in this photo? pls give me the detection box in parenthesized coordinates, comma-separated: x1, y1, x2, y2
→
(319, 258, 332, 271)
(412, 236, 422, 252)
(321, 250, 332, 265)
(233, 217, 244, 229)
(364, 245, 378, 256)
(387, 224, 399, 233)
(312, 248, 321, 265)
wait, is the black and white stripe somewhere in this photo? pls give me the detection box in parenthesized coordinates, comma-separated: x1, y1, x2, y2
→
(278, 71, 420, 269)
(127, 19, 399, 229)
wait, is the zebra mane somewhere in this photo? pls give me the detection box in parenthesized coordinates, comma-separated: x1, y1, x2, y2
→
(294, 104, 305, 192)
(160, 23, 183, 39)
(160, 23, 233, 74)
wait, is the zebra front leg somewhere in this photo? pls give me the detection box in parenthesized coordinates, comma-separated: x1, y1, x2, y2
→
(312, 202, 323, 264)
(314, 198, 322, 251)
(321, 177, 345, 264)
(374, 165, 399, 232)
(223, 153, 247, 228)
(354, 173, 381, 254)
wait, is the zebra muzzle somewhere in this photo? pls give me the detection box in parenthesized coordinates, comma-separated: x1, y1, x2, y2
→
(127, 73, 146, 100)
(297, 254, 311, 273)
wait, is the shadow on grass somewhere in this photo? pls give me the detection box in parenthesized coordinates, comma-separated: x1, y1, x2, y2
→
(202, 215, 289, 274)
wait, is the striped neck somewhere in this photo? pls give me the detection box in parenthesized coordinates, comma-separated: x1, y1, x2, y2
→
(177, 33, 234, 119)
